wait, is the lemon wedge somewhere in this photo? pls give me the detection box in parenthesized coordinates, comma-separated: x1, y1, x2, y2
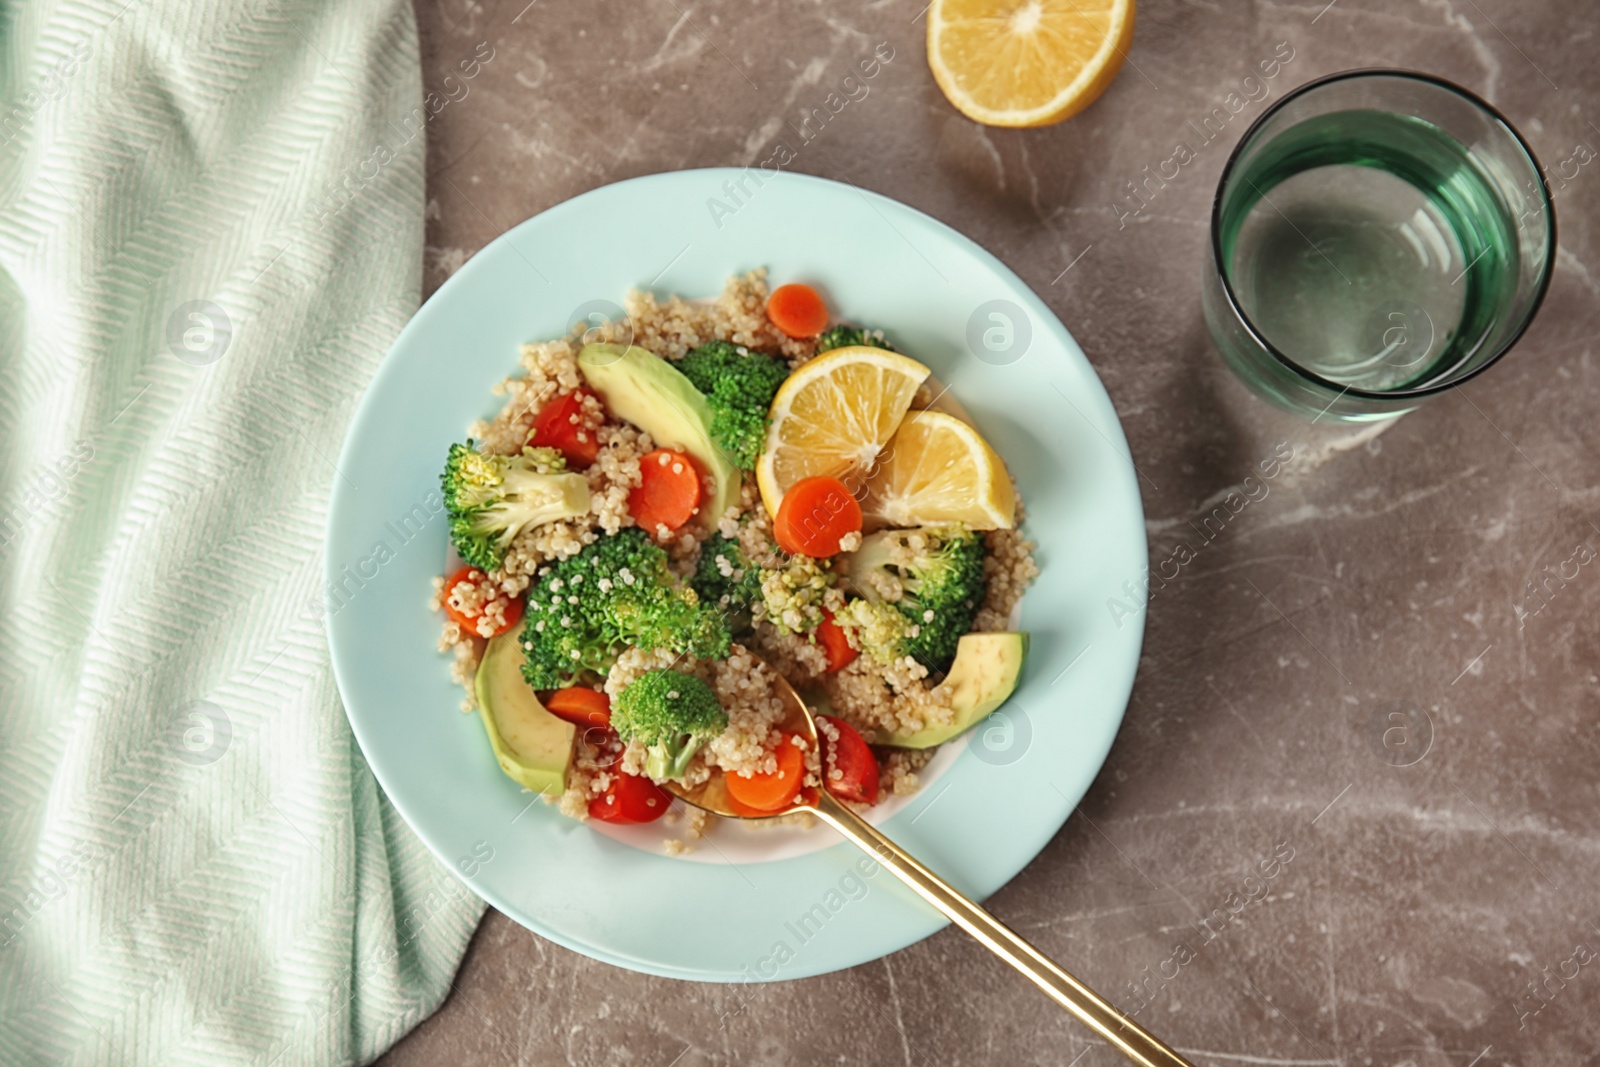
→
(927, 0, 1135, 128)
(860, 409, 1015, 529)
(756, 346, 931, 518)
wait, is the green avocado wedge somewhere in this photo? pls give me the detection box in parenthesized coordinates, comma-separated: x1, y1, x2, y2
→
(880, 632, 1028, 749)
(577, 342, 740, 529)
(474, 630, 575, 795)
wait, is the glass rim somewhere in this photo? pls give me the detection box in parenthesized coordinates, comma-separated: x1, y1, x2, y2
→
(1208, 67, 1558, 402)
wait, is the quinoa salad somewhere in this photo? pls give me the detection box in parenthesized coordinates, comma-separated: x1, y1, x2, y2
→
(430, 269, 1037, 853)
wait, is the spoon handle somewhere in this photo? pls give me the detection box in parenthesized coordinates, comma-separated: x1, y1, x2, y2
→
(811, 791, 1194, 1067)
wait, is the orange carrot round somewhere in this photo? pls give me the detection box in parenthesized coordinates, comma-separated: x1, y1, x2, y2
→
(628, 448, 702, 534)
(766, 283, 829, 338)
(544, 687, 612, 729)
(725, 792, 781, 819)
(723, 732, 806, 811)
(773, 475, 862, 557)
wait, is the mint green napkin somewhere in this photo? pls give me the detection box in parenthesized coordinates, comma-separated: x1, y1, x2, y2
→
(0, 1, 483, 1063)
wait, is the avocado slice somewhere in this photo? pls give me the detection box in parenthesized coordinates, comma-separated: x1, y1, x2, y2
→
(880, 632, 1028, 748)
(473, 630, 575, 795)
(578, 342, 740, 529)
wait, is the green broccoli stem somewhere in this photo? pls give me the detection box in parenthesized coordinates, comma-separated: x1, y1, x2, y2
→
(645, 734, 703, 780)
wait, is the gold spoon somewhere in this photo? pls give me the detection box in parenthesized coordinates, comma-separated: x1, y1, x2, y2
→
(662, 672, 1195, 1067)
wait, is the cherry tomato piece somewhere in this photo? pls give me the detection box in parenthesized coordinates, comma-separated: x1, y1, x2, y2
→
(817, 609, 858, 673)
(588, 771, 671, 824)
(530, 390, 600, 469)
(818, 714, 879, 805)
(441, 565, 523, 637)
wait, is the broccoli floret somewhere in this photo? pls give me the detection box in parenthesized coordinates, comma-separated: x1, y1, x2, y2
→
(442, 442, 591, 573)
(815, 324, 896, 354)
(676, 340, 790, 470)
(843, 525, 986, 673)
(832, 597, 918, 664)
(611, 669, 728, 780)
(520, 529, 731, 688)
(691, 534, 763, 633)
(758, 552, 835, 635)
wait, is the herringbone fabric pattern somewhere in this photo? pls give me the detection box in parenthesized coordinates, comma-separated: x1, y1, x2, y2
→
(0, 1, 484, 1063)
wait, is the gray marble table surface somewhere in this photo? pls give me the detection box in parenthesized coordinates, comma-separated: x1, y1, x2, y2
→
(380, 1, 1600, 1063)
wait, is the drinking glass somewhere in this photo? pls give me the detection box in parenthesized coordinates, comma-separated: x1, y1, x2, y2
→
(1203, 69, 1555, 421)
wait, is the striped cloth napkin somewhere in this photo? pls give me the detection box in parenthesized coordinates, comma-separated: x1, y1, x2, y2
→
(0, 0, 482, 1063)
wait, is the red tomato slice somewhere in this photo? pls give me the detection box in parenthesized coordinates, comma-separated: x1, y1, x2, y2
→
(530, 390, 600, 469)
(588, 772, 671, 824)
(817, 609, 858, 673)
(818, 715, 879, 805)
(441, 565, 523, 637)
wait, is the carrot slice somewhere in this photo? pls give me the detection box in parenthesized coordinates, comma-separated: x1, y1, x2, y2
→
(544, 687, 612, 729)
(724, 792, 781, 819)
(817, 608, 858, 673)
(628, 449, 702, 534)
(766, 283, 829, 339)
(773, 475, 862, 556)
(723, 732, 806, 811)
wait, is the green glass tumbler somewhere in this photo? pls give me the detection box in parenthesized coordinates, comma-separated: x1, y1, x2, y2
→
(1204, 69, 1555, 421)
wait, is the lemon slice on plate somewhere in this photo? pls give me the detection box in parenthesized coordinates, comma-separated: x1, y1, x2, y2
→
(860, 409, 1015, 529)
(927, 0, 1136, 128)
(757, 346, 931, 518)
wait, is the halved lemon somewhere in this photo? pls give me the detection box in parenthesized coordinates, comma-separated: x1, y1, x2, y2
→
(927, 0, 1136, 128)
(756, 346, 931, 518)
(860, 410, 1015, 529)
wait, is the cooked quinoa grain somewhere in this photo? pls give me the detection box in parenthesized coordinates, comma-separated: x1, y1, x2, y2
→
(823, 653, 955, 740)
(617, 269, 817, 365)
(879, 747, 935, 797)
(971, 493, 1039, 633)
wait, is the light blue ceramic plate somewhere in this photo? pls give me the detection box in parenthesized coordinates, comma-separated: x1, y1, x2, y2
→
(326, 168, 1146, 981)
